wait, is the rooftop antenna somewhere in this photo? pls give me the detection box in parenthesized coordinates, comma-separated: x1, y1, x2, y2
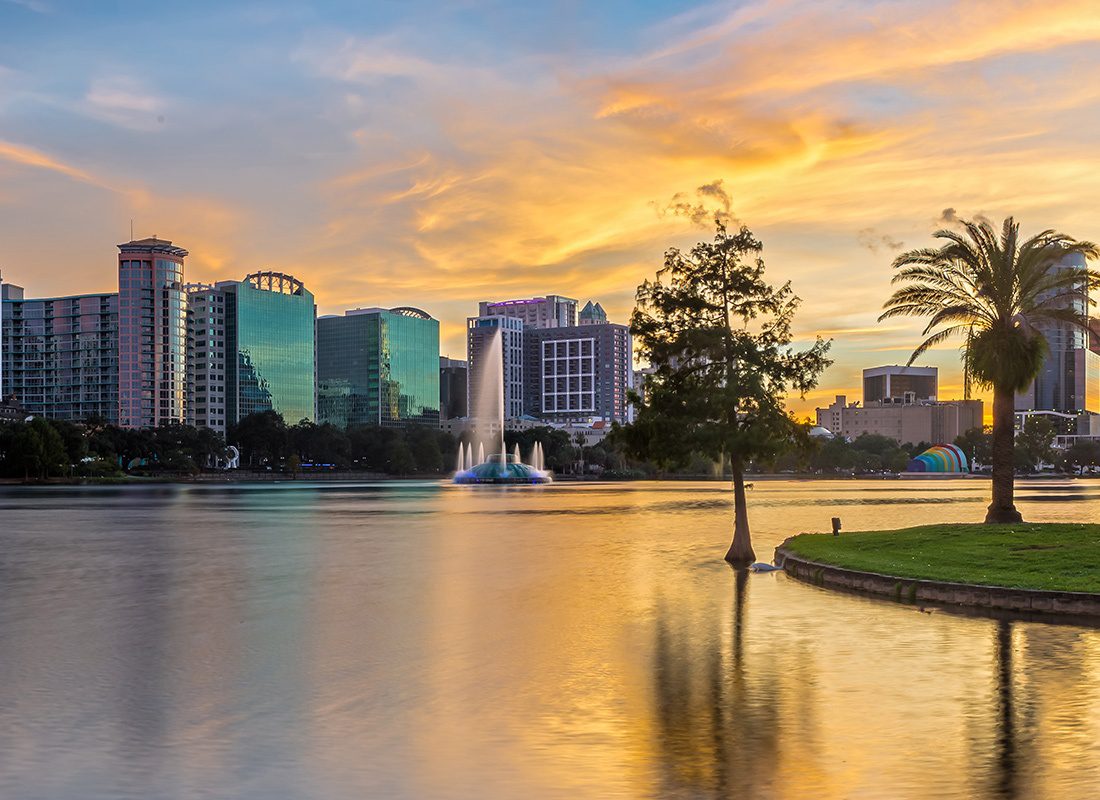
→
(130, 219, 134, 241)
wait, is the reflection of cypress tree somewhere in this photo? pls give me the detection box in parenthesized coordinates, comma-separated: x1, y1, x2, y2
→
(238, 352, 273, 415)
(993, 620, 1018, 800)
(651, 569, 780, 798)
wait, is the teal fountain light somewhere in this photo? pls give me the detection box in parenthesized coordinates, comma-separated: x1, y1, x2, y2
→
(454, 452, 551, 485)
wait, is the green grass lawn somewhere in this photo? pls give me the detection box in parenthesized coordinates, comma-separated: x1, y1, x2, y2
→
(782, 524, 1100, 593)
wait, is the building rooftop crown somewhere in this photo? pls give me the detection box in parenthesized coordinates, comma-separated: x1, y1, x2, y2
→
(243, 271, 307, 296)
(118, 237, 189, 258)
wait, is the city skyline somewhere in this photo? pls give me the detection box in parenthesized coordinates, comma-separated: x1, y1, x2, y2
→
(5, 1, 1100, 415)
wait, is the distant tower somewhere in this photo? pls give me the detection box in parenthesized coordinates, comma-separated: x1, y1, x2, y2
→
(1015, 253, 1099, 413)
(117, 237, 188, 428)
(578, 300, 608, 325)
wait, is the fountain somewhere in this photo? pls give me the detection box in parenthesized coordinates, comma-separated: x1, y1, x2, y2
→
(454, 327, 551, 485)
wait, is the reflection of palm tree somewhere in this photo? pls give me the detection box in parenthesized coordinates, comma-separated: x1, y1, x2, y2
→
(650, 569, 780, 798)
(993, 620, 1018, 800)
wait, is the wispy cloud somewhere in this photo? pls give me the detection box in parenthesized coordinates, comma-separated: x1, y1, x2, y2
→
(2, 0, 50, 14)
(0, 139, 101, 185)
(82, 76, 168, 131)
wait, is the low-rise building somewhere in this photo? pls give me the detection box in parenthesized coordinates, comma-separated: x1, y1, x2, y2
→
(862, 365, 938, 403)
(816, 394, 983, 445)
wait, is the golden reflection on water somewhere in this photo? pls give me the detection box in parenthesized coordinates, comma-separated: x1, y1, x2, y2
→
(1, 480, 1100, 799)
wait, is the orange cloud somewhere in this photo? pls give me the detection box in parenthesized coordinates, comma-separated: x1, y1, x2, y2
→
(9, 0, 1100, 409)
(0, 139, 102, 186)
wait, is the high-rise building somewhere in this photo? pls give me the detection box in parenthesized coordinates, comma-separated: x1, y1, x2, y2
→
(1015, 253, 1100, 414)
(478, 295, 576, 329)
(0, 270, 4, 406)
(439, 356, 468, 420)
(466, 315, 524, 421)
(186, 271, 315, 431)
(633, 366, 655, 405)
(227, 272, 315, 426)
(184, 283, 229, 432)
(578, 300, 608, 326)
(317, 306, 440, 428)
(118, 237, 188, 428)
(1, 283, 119, 422)
(862, 365, 938, 404)
(523, 322, 633, 424)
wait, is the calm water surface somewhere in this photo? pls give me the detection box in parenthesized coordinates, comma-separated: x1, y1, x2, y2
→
(2, 479, 1100, 799)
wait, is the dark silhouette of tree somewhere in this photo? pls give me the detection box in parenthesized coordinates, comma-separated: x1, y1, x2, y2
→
(3, 418, 67, 479)
(1014, 417, 1056, 472)
(955, 426, 992, 469)
(406, 425, 443, 472)
(1061, 439, 1100, 473)
(625, 221, 831, 565)
(230, 410, 289, 467)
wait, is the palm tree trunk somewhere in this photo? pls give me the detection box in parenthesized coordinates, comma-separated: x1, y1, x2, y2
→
(985, 386, 1023, 524)
(724, 458, 756, 566)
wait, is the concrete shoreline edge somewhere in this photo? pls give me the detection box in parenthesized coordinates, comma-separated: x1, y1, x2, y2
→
(774, 541, 1100, 618)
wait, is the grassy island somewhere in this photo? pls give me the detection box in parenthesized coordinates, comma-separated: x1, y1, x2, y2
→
(782, 524, 1100, 594)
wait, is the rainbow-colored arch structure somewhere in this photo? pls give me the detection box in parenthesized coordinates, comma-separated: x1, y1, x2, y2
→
(906, 443, 969, 473)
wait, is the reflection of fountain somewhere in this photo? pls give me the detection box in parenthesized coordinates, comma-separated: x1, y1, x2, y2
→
(454, 328, 551, 485)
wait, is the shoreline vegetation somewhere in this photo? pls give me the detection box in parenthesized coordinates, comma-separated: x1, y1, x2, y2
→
(9, 472, 1099, 487)
(781, 523, 1100, 594)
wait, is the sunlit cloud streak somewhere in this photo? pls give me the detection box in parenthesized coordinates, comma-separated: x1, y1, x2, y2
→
(4, 0, 1100, 417)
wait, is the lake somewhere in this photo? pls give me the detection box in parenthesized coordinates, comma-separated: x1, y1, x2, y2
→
(1, 479, 1099, 799)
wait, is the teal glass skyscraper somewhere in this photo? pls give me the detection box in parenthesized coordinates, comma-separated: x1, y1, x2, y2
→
(226, 272, 315, 425)
(317, 307, 440, 428)
(186, 271, 315, 431)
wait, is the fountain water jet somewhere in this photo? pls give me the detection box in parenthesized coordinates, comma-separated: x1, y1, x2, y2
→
(453, 327, 551, 485)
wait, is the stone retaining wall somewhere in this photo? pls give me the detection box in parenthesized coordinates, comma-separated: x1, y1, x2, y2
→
(775, 540, 1100, 618)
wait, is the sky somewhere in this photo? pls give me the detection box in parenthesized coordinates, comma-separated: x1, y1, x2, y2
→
(3, 0, 1100, 417)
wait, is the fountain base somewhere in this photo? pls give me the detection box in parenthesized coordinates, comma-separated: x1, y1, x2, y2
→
(453, 454, 552, 485)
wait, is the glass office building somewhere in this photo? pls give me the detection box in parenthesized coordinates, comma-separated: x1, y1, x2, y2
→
(184, 272, 315, 431)
(225, 272, 315, 426)
(317, 307, 440, 428)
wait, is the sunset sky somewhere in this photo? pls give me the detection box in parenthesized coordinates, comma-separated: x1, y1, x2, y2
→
(3, 0, 1100, 416)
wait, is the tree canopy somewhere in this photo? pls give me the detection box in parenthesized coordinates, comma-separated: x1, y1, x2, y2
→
(882, 217, 1098, 523)
(625, 221, 831, 564)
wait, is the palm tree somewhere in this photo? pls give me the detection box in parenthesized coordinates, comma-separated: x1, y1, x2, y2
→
(881, 217, 1099, 523)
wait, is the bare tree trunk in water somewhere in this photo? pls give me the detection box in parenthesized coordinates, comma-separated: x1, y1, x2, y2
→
(985, 386, 1023, 524)
(724, 459, 755, 566)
